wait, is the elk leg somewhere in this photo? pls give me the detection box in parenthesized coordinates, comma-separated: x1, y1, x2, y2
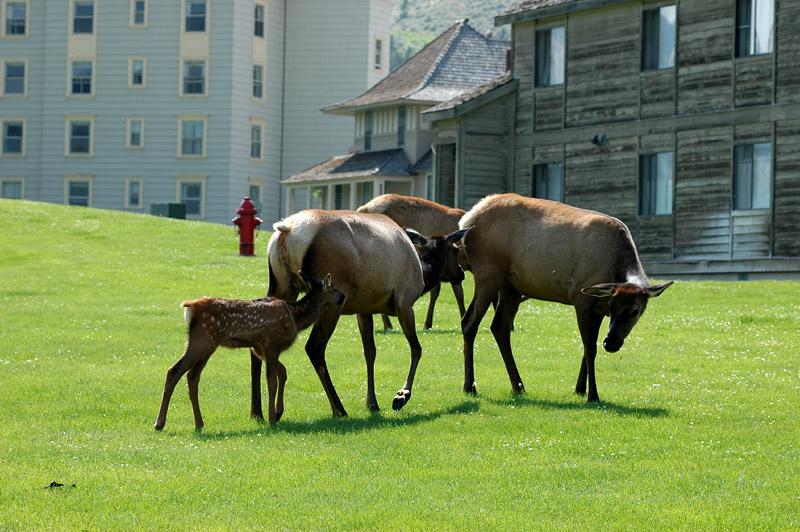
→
(392, 303, 422, 411)
(186, 356, 211, 429)
(381, 314, 393, 330)
(155, 341, 212, 430)
(357, 313, 380, 411)
(574, 303, 604, 402)
(305, 306, 348, 418)
(461, 277, 503, 395)
(260, 348, 281, 425)
(490, 282, 525, 394)
(452, 282, 466, 319)
(423, 282, 441, 330)
(250, 349, 264, 419)
(276, 360, 287, 422)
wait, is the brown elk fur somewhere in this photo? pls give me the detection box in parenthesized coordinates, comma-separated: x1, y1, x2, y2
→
(357, 194, 467, 330)
(459, 193, 673, 402)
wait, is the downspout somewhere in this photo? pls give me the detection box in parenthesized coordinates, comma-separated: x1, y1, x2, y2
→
(278, 0, 288, 217)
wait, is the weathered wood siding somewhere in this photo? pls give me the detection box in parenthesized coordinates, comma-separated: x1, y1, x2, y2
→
(776, 0, 800, 103)
(512, 21, 536, 195)
(734, 56, 774, 107)
(641, 69, 675, 119)
(774, 119, 800, 256)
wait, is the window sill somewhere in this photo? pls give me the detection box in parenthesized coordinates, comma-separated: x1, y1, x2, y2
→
(732, 208, 770, 216)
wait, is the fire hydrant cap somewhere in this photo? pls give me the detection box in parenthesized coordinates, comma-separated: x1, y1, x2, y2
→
(237, 196, 258, 215)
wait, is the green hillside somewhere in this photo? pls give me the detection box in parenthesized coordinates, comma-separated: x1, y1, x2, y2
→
(391, 0, 519, 69)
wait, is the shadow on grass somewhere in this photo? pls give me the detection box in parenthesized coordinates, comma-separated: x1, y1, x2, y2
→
(194, 399, 480, 440)
(481, 393, 670, 418)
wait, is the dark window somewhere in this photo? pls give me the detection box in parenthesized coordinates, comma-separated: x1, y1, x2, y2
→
(642, 5, 676, 71)
(535, 26, 564, 87)
(181, 121, 204, 155)
(3, 121, 23, 153)
(68, 181, 90, 206)
(131, 60, 144, 86)
(364, 111, 372, 151)
(6, 2, 26, 35)
(254, 4, 264, 37)
(733, 143, 771, 210)
(4, 62, 25, 94)
(185, 0, 206, 32)
(73, 1, 94, 34)
(1, 180, 23, 199)
(180, 182, 202, 215)
(71, 61, 92, 94)
(183, 61, 205, 94)
(532, 163, 563, 202)
(397, 106, 406, 148)
(127, 181, 141, 207)
(133, 0, 145, 25)
(252, 65, 263, 98)
(70, 121, 91, 153)
(736, 0, 774, 57)
(639, 152, 673, 215)
(250, 125, 262, 158)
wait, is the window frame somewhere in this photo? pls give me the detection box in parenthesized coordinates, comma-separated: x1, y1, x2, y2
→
(641, 4, 676, 71)
(69, 59, 95, 97)
(736, 0, 774, 58)
(181, 59, 207, 97)
(733, 142, 772, 211)
(71, 0, 95, 35)
(130, 0, 147, 28)
(252, 64, 264, 100)
(2, 58, 27, 97)
(128, 57, 146, 89)
(124, 177, 144, 209)
(63, 175, 94, 207)
(177, 115, 208, 158)
(2, 0, 29, 38)
(374, 36, 385, 71)
(250, 119, 264, 161)
(254, 3, 265, 38)
(175, 175, 207, 219)
(535, 24, 565, 88)
(184, 0, 207, 32)
(532, 162, 564, 202)
(638, 152, 674, 216)
(126, 117, 145, 149)
(65, 115, 95, 157)
(1, 117, 25, 157)
(0, 177, 25, 199)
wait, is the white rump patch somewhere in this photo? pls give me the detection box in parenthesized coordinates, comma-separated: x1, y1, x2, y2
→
(183, 305, 193, 326)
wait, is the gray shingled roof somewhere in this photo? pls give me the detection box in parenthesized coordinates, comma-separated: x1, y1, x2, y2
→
(496, 0, 628, 25)
(281, 149, 414, 184)
(323, 20, 509, 114)
(424, 71, 515, 115)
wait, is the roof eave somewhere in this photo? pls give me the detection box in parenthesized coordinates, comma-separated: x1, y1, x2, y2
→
(323, 97, 443, 116)
(423, 78, 518, 122)
(494, 0, 630, 26)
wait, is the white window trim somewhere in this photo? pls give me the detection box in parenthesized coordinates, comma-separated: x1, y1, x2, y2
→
(249, 118, 265, 161)
(67, 58, 96, 98)
(0, 176, 25, 198)
(248, 177, 264, 204)
(254, 2, 266, 38)
(64, 114, 95, 157)
(177, 114, 208, 159)
(1, 58, 29, 98)
(128, 57, 147, 89)
(126, 117, 145, 149)
(69, 0, 97, 37)
(175, 175, 207, 219)
(374, 35, 385, 71)
(124, 177, 144, 209)
(63, 174, 94, 206)
(1, 0, 31, 39)
(129, 0, 148, 28)
(180, 58, 209, 98)
(182, 0, 210, 34)
(0, 117, 26, 157)
(251, 63, 265, 102)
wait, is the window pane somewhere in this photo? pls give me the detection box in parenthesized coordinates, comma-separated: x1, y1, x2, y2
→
(3, 121, 23, 153)
(753, 0, 774, 54)
(6, 3, 26, 35)
(2, 181, 23, 199)
(128, 181, 140, 206)
(186, 0, 206, 31)
(74, 1, 94, 33)
(130, 121, 142, 146)
(549, 26, 565, 85)
(254, 5, 264, 37)
(132, 60, 144, 84)
(181, 182, 202, 215)
(184, 61, 205, 94)
(134, 1, 145, 24)
(655, 152, 673, 214)
(734, 145, 753, 210)
(69, 182, 90, 206)
(70, 122, 91, 153)
(5, 62, 25, 94)
(752, 142, 771, 209)
(658, 6, 676, 68)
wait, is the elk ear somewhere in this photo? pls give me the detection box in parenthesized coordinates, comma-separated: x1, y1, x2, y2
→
(403, 227, 427, 245)
(323, 273, 332, 288)
(296, 270, 313, 290)
(646, 280, 674, 298)
(581, 283, 618, 298)
(445, 227, 470, 245)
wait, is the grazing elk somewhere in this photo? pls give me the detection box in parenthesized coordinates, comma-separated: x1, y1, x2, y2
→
(249, 209, 468, 419)
(154, 271, 344, 430)
(357, 194, 467, 330)
(458, 193, 673, 403)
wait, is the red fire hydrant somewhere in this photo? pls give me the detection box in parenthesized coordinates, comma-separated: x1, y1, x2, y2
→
(232, 196, 262, 256)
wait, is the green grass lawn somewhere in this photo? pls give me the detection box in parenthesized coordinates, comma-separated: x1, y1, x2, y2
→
(1, 199, 798, 531)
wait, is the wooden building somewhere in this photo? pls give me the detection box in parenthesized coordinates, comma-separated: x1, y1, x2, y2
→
(424, 0, 800, 279)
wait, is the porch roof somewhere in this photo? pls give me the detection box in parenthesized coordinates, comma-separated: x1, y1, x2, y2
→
(281, 149, 414, 185)
(495, 0, 630, 26)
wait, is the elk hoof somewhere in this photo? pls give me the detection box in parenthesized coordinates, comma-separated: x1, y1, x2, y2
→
(392, 390, 411, 411)
(513, 383, 525, 394)
(463, 382, 477, 395)
(250, 411, 264, 420)
(154, 423, 164, 431)
(275, 410, 283, 422)
(367, 403, 380, 412)
(586, 393, 600, 403)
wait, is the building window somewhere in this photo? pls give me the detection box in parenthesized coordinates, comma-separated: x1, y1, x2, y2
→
(183, 60, 205, 95)
(185, 0, 206, 32)
(68, 120, 92, 155)
(2, 120, 23, 155)
(127, 118, 144, 148)
(125, 178, 143, 209)
(364, 110, 373, 151)
(250, 124, 262, 160)
(736, 0, 774, 57)
(397, 106, 406, 148)
(179, 117, 206, 157)
(254, 3, 264, 37)
(66, 179, 91, 206)
(131, 0, 147, 27)
(642, 5, 676, 70)
(73, 1, 94, 34)
(375, 37, 384, 70)
(4, 1, 27, 36)
(129, 58, 145, 87)
(535, 25, 565, 87)
(177, 179, 205, 217)
(1, 178, 24, 199)
(71, 61, 92, 95)
(252, 64, 263, 99)
(639, 152, 673, 215)
(533, 162, 563, 202)
(248, 181, 262, 205)
(734, 143, 771, 210)
(3, 60, 25, 95)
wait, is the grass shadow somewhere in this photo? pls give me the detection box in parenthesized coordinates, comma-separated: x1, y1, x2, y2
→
(194, 399, 480, 440)
(482, 393, 670, 418)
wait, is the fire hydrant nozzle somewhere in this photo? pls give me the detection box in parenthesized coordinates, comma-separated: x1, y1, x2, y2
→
(232, 196, 262, 256)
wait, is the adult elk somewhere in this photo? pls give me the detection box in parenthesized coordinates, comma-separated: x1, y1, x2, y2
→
(357, 194, 467, 330)
(458, 193, 673, 403)
(250, 209, 468, 418)
(154, 272, 344, 430)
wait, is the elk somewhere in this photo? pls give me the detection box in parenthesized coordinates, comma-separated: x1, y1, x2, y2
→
(357, 194, 467, 330)
(154, 271, 344, 430)
(458, 193, 673, 403)
(249, 209, 468, 419)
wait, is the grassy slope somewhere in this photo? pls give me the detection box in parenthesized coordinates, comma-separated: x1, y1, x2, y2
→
(0, 199, 798, 530)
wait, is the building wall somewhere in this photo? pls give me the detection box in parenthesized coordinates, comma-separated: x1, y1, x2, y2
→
(507, 0, 800, 271)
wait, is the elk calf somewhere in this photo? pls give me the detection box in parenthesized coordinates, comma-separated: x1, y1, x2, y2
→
(154, 272, 344, 430)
